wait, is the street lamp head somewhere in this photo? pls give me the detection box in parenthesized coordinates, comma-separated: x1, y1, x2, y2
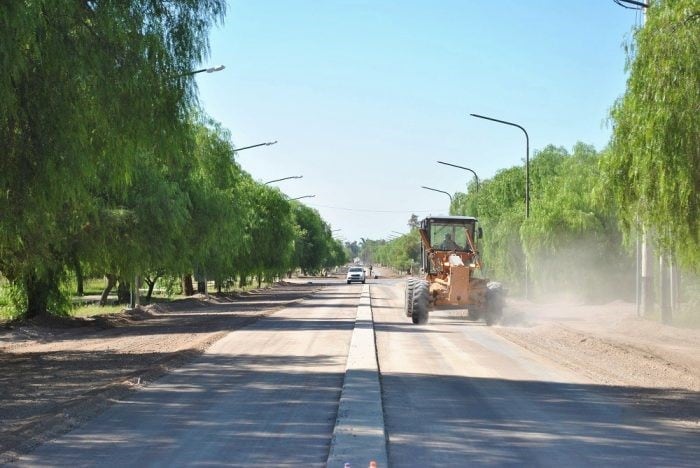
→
(264, 175, 303, 185)
(437, 160, 480, 193)
(234, 140, 279, 152)
(206, 65, 226, 73)
(421, 186, 453, 203)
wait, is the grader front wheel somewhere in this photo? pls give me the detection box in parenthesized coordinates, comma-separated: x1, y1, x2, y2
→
(404, 278, 417, 317)
(411, 280, 430, 325)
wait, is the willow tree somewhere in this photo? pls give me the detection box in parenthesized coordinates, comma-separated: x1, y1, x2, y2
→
(604, 0, 700, 268)
(183, 119, 248, 293)
(0, 1, 225, 317)
(238, 182, 297, 286)
(292, 204, 333, 275)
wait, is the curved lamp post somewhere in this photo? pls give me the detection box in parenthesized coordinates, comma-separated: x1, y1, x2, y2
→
(613, 0, 648, 8)
(235, 141, 278, 153)
(176, 65, 225, 78)
(183, 65, 226, 76)
(264, 175, 303, 185)
(470, 113, 528, 217)
(437, 160, 480, 193)
(470, 112, 530, 298)
(421, 186, 453, 204)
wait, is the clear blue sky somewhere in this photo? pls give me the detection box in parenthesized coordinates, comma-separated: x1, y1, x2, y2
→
(196, 1, 642, 243)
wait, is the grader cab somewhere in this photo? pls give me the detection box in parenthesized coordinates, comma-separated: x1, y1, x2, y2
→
(405, 216, 504, 325)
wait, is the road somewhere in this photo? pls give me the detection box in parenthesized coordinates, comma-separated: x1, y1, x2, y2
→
(13, 279, 699, 467)
(372, 281, 699, 467)
(14, 284, 360, 467)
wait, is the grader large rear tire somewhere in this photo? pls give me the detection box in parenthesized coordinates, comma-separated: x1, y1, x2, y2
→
(411, 280, 430, 325)
(404, 279, 417, 317)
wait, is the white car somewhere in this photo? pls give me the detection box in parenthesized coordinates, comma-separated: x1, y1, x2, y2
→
(346, 266, 366, 284)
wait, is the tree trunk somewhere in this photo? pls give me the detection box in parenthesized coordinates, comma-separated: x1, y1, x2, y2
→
(99, 274, 117, 306)
(182, 274, 194, 296)
(74, 259, 84, 296)
(25, 272, 51, 319)
(116, 279, 130, 304)
(144, 275, 159, 302)
(197, 280, 206, 294)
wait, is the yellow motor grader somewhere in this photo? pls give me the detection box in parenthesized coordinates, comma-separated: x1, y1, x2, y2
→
(405, 216, 504, 325)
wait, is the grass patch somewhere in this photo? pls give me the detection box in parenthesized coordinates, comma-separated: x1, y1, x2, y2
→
(71, 303, 124, 318)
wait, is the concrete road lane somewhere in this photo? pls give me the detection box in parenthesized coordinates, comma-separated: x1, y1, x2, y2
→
(15, 285, 361, 467)
(372, 282, 699, 467)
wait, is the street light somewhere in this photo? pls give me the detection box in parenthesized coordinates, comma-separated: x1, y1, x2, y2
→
(613, 0, 648, 8)
(470, 112, 530, 298)
(187, 65, 226, 75)
(264, 175, 303, 185)
(176, 65, 226, 78)
(469, 113, 529, 217)
(234, 141, 278, 153)
(289, 195, 315, 201)
(437, 161, 480, 193)
(421, 186, 453, 204)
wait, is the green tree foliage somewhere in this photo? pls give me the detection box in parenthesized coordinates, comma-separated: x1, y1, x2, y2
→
(292, 204, 336, 275)
(0, 1, 222, 316)
(374, 230, 421, 273)
(453, 144, 632, 300)
(522, 144, 631, 299)
(326, 239, 349, 271)
(604, 0, 700, 268)
(453, 165, 526, 289)
(184, 118, 248, 287)
(238, 181, 297, 284)
(0, 2, 347, 317)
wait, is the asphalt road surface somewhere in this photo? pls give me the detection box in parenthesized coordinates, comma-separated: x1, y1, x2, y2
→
(372, 282, 699, 467)
(13, 279, 699, 467)
(14, 284, 360, 467)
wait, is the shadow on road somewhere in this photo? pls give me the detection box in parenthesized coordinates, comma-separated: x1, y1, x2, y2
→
(380, 371, 700, 466)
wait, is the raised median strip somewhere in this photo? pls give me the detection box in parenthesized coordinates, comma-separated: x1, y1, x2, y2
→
(327, 284, 388, 468)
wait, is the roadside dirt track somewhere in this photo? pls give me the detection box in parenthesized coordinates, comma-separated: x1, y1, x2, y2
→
(493, 299, 700, 430)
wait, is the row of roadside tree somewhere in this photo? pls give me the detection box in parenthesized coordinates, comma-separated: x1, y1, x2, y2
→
(0, 1, 346, 319)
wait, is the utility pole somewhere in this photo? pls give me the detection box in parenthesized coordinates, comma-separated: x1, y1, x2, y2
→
(617, 1, 655, 319)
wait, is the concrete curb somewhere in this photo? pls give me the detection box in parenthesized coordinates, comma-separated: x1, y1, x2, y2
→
(327, 285, 388, 467)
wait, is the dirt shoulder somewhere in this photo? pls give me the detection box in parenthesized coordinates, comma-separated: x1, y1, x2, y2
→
(495, 299, 700, 427)
(0, 281, 321, 463)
